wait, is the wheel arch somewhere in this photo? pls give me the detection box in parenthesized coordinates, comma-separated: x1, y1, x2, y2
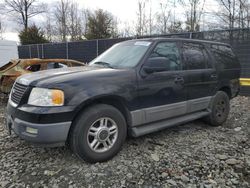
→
(219, 86, 232, 99)
(72, 95, 132, 127)
(66, 95, 132, 144)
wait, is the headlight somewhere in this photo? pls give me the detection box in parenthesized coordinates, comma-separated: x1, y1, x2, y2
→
(28, 88, 64, 106)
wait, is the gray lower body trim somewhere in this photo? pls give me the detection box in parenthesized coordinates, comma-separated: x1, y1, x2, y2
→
(146, 101, 187, 124)
(187, 96, 212, 113)
(131, 96, 212, 126)
(130, 110, 210, 137)
(6, 115, 71, 146)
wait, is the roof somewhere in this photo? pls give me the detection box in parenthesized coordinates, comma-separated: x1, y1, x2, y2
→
(128, 37, 230, 46)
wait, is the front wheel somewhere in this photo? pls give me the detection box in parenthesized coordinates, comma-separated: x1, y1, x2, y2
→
(204, 91, 230, 126)
(69, 104, 127, 163)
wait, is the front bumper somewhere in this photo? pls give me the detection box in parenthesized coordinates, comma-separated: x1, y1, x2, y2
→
(6, 102, 74, 146)
(6, 115, 71, 146)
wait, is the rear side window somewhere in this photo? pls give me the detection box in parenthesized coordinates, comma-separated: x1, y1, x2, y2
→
(211, 44, 237, 69)
(182, 43, 209, 70)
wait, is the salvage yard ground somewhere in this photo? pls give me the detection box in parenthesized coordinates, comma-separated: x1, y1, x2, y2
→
(0, 95, 249, 188)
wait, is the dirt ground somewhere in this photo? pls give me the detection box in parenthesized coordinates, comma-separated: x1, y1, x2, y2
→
(0, 95, 249, 188)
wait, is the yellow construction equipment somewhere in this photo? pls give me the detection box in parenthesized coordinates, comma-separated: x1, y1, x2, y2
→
(240, 78, 250, 86)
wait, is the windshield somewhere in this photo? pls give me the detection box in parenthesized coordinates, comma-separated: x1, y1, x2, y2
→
(89, 41, 152, 68)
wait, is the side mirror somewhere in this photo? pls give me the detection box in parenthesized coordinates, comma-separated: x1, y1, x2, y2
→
(143, 57, 170, 74)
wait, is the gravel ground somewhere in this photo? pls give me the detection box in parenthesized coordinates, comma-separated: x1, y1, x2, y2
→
(0, 95, 249, 188)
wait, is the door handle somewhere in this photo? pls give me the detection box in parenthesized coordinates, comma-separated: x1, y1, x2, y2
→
(174, 76, 184, 84)
(210, 74, 218, 79)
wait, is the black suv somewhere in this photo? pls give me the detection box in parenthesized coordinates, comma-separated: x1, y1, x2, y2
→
(6, 38, 240, 162)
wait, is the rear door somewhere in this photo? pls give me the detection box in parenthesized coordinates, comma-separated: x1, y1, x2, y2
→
(210, 44, 240, 97)
(181, 42, 218, 113)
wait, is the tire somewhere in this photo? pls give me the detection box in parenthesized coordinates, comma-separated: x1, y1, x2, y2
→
(204, 91, 230, 126)
(69, 104, 127, 163)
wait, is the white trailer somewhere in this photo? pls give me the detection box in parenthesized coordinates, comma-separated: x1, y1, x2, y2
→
(0, 40, 18, 68)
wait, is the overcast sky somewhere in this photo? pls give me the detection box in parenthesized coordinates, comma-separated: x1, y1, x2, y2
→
(0, 0, 219, 42)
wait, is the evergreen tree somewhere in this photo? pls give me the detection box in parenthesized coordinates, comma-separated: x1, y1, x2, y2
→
(85, 9, 118, 40)
(19, 25, 49, 45)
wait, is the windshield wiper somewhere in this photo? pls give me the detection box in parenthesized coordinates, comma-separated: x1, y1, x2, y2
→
(93, 61, 113, 68)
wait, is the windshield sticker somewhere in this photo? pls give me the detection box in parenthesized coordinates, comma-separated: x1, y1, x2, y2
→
(134, 41, 151, 46)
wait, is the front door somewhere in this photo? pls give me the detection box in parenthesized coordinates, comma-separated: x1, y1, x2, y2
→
(136, 41, 187, 125)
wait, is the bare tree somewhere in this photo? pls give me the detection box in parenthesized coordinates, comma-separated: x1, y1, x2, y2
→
(148, 0, 153, 35)
(81, 8, 89, 36)
(237, 0, 250, 28)
(238, 0, 244, 28)
(45, 1, 88, 42)
(246, 2, 250, 28)
(215, 0, 237, 29)
(180, 0, 205, 32)
(4, 0, 46, 30)
(136, 0, 147, 36)
(214, 0, 250, 30)
(155, 2, 171, 34)
(120, 21, 136, 37)
(54, 0, 70, 42)
(168, 21, 184, 33)
(68, 2, 84, 41)
(43, 11, 54, 42)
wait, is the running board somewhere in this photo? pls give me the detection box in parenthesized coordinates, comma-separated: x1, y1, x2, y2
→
(130, 111, 210, 137)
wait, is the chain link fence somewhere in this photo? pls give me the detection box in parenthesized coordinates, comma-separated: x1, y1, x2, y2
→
(18, 38, 133, 63)
(18, 28, 250, 95)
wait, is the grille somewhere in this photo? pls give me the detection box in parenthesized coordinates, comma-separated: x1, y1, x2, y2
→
(11, 82, 28, 105)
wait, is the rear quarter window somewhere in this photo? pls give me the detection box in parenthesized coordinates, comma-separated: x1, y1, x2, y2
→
(210, 44, 237, 69)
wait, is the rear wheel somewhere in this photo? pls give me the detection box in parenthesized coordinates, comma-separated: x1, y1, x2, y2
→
(69, 104, 127, 163)
(205, 91, 230, 126)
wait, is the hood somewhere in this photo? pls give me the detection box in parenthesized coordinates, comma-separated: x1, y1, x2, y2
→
(15, 65, 137, 107)
(17, 66, 103, 86)
(16, 66, 131, 87)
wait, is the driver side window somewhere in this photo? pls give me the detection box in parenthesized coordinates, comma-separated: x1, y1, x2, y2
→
(150, 42, 181, 71)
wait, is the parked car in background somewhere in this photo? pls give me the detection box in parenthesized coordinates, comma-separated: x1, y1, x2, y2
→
(0, 58, 85, 93)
